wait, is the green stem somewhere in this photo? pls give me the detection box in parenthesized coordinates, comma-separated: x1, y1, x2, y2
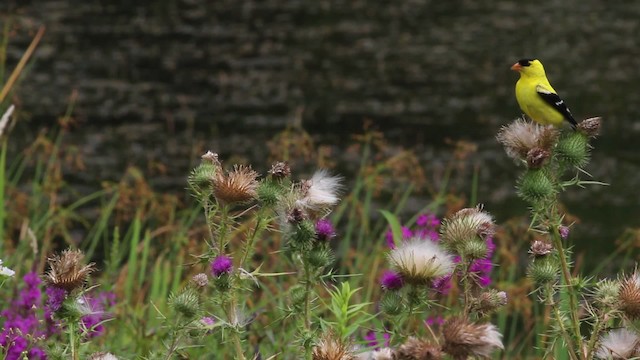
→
(303, 262, 312, 330)
(239, 207, 266, 268)
(227, 297, 246, 360)
(69, 322, 79, 360)
(585, 309, 608, 360)
(203, 198, 216, 247)
(461, 259, 473, 319)
(546, 284, 580, 360)
(551, 226, 583, 354)
(217, 206, 230, 254)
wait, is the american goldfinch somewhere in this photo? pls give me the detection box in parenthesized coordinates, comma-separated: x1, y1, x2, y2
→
(511, 59, 577, 129)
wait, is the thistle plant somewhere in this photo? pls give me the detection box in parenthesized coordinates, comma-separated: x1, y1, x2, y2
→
(277, 169, 343, 357)
(163, 152, 280, 359)
(497, 117, 615, 359)
(39, 249, 115, 360)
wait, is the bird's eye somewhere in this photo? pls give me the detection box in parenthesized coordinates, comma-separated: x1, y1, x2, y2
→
(518, 59, 533, 67)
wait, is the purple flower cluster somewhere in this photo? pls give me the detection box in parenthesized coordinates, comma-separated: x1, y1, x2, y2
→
(379, 270, 404, 291)
(381, 212, 495, 293)
(364, 330, 391, 350)
(0, 273, 51, 360)
(1, 272, 116, 358)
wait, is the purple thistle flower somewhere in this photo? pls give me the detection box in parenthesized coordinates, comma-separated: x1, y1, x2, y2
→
(559, 226, 570, 240)
(315, 219, 336, 241)
(200, 316, 216, 326)
(211, 256, 233, 277)
(380, 270, 404, 291)
(432, 275, 452, 294)
(364, 330, 391, 349)
(45, 286, 68, 313)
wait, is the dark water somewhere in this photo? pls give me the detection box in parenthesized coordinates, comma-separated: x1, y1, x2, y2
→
(4, 0, 640, 264)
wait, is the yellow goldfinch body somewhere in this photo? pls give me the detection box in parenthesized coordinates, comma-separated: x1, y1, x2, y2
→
(511, 59, 577, 128)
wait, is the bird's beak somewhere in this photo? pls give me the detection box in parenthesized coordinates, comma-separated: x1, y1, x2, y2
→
(510, 62, 522, 71)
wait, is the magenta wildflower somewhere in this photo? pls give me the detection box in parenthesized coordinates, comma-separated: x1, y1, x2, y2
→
(0, 272, 51, 360)
(380, 270, 404, 291)
(417, 213, 440, 228)
(559, 226, 570, 240)
(365, 330, 391, 349)
(432, 275, 453, 294)
(45, 286, 68, 313)
(201, 316, 216, 326)
(211, 256, 233, 277)
(315, 219, 336, 241)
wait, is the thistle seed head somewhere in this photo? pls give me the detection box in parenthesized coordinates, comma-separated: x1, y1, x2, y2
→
(212, 165, 259, 205)
(442, 317, 503, 359)
(44, 249, 95, 292)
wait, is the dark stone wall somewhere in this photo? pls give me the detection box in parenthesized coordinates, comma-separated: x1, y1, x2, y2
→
(8, 0, 639, 136)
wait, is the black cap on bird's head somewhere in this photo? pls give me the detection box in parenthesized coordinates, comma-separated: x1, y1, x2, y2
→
(511, 58, 539, 71)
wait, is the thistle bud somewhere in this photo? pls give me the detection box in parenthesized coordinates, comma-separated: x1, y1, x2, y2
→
(190, 273, 209, 289)
(168, 289, 200, 319)
(460, 238, 488, 260)
(527, 256, 560, 285)
(529, 240, 553, 257)
(256, 181, 282, 207)
(201, 151, 220, 165)
(287, 207, 307, 224)
(472, 290, 508, 316)
(517, 169, 556, 203)
(380, 291, 404, 316)
(187, 162, 218, 196)
(577, 117, 601, 138)
(289, 284, 307, 310)
(593, 279, 620, 309)
(440, 206, 495, 255)
(556, 131, 590, 168)
(268, 161, 291, 180)
(288, 219, 316, 250)
(306, 246, 334, 269)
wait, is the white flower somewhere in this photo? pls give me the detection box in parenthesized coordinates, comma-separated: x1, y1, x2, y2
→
(0, 259, 15, 278)
(388, 238, 454, 284)
(297, 170, 342, 211)
(595, 328, 640, 359)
